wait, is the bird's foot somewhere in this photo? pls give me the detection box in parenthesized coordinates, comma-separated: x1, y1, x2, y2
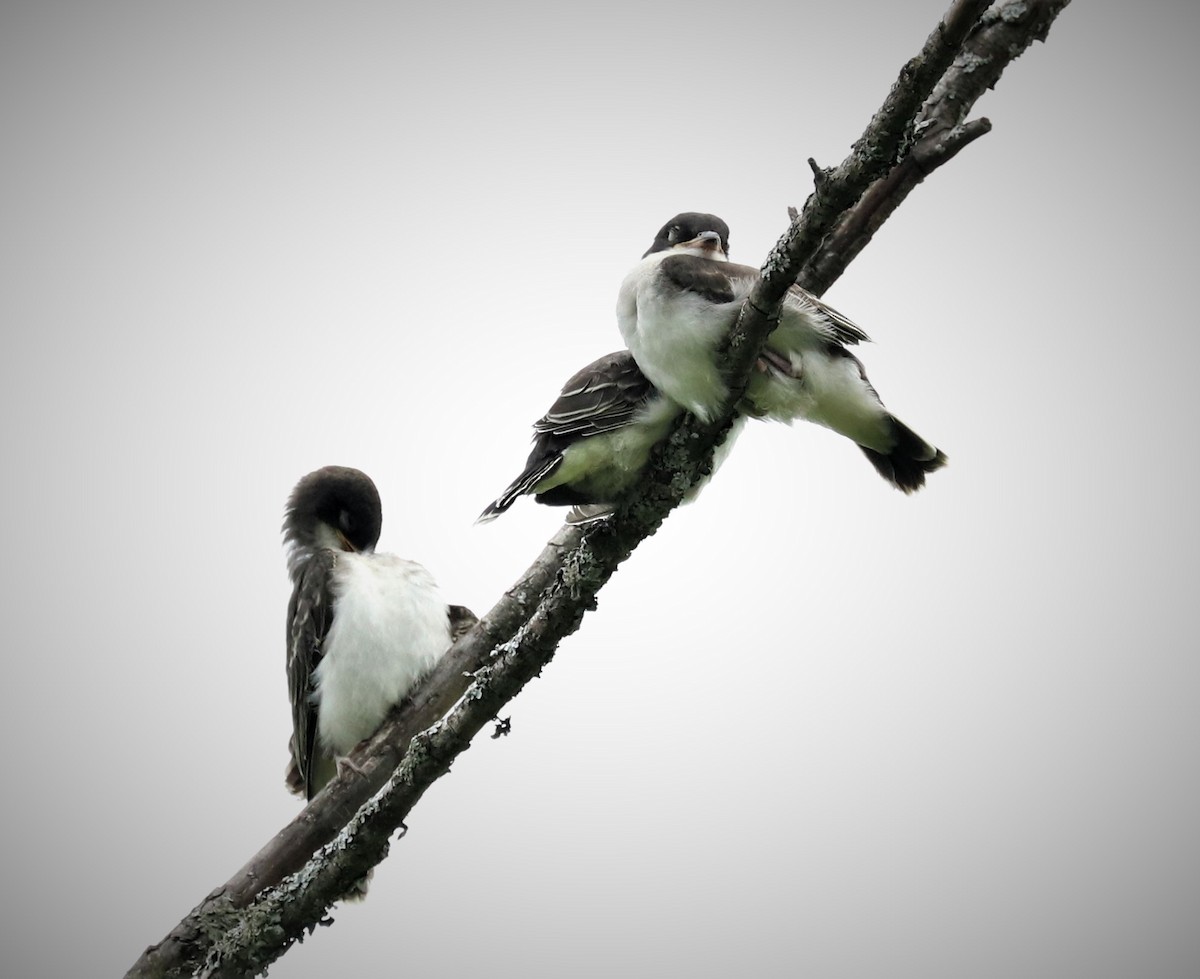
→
(757, 348, 799, 378)
(335, 755, 368, 781)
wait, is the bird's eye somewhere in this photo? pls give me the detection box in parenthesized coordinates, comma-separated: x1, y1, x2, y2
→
(338, 510, 353, 533)
(666, 226, 680, 243)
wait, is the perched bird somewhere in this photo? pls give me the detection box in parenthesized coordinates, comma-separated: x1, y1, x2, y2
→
(617, 212, 947, 492)
(477, 351, 740, 523)
(283, 465, 475, 801)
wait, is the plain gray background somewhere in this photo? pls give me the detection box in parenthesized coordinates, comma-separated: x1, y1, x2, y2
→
(2, 1, 1197, 976)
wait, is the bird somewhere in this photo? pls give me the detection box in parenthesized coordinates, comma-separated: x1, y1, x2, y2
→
(283, 465, 475, 802)
(616, 212, 947, 492)
(477, 350, 741, 523)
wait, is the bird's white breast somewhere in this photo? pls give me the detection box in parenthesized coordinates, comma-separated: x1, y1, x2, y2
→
(617, 253, 737, 423)
(313, 552, 450, 755)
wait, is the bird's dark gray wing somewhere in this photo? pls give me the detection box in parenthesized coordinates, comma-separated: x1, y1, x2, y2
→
(478, 352, 657, 521)
(786, 283, 871, 345)
(658, 254, 738, 304)
(719, 260, 871, 346)
(286, 549, 337, 799)
(534, 351, 655, 438)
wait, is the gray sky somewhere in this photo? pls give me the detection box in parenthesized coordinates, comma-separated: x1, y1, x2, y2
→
(2, 2, 1198, 977)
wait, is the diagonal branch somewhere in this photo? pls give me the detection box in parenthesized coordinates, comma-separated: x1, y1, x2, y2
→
(126, 2, 1073, 975)
(722, 0, 994, 389)
(802, 0, 1074, 295)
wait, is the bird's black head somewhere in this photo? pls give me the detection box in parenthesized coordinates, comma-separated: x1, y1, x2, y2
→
(283, 465, 383, 555)
(643, 212, 731, 258)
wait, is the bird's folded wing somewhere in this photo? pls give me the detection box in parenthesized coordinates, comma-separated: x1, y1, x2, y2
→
(533, 351, 657, 439)
(658, 254, 738, 304)
(786, 283, 871, 345)
(720, 260, 872, 347)
(286, 549, 337, 797)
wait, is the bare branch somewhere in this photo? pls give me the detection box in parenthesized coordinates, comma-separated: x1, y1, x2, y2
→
(925, 0, 1073, 133)
(125, 2, 1073, 975)
(802, 0, 1074, 295)
(721, 0, 994, 392)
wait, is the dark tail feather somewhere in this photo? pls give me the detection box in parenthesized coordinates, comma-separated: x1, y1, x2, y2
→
(859, 416, 947, 494)
(284, 744, 305, 797)
(476, 486, 524, 523)
(476, 455, 562, 523)
(476, 493, 519, 524)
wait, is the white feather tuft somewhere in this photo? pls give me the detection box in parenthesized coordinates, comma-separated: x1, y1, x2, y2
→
(312, 552, 451, 755)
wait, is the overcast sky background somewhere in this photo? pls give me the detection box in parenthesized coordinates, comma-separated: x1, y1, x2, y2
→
(2, 2, 1198, 977)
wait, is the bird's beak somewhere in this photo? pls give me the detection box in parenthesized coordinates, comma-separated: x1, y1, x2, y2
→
(336, 530, 356, 552)
(683, 230, 726, 257)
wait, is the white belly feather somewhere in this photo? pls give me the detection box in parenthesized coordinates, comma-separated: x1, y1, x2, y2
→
(313, 552, 451, 755)
(617, 254, 735, 423)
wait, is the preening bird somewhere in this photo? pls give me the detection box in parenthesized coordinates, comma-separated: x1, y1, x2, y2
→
(283, 465, 474, 801)
(616, 212, 947, 492)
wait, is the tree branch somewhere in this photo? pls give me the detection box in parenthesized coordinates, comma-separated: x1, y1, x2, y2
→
(801, 0, 1074, 295)
(722, 0, 994, 391)
(127, 528, 583, 976)
(126, 2, 1073, 975)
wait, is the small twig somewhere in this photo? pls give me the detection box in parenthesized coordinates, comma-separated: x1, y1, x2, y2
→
(807, 158, 827, 188)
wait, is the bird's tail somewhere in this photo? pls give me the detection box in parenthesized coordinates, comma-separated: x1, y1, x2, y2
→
(475, 495, 517, 524)
(284, 752, 305, 797)
(476, 456, 562, 523)
(859, 415, 947, 493)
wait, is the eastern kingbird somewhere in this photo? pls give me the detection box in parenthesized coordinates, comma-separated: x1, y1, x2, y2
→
(617, 212, 947, 492)
(477, 351, 688, 523)
(284, 466, 474, 801)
